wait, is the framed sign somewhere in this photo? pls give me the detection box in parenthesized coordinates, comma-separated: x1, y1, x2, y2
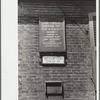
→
(42, 56, 65, 64)
(39, 17, 66, 52)
(45, 81, 64, 98)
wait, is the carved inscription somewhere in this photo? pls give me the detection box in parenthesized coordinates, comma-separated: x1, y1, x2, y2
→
(42, 22, 62, 48)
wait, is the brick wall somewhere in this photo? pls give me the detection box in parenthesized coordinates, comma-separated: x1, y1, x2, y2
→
(18, 0, 96, 100)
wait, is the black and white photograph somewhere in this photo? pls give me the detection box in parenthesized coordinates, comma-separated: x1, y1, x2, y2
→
(1, 0, 99, 100)
(18, 0, 98, 100)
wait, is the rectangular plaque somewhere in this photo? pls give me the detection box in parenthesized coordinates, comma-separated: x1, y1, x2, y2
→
(45, 81, 64, 98)
(42, 56, 65, 64)
(47, 87, 62, 94)
(39, 17, 66, 52)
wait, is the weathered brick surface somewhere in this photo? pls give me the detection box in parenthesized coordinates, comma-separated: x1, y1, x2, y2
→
(18, 0, 96, 100)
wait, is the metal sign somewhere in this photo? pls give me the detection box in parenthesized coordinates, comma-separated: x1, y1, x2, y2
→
(42, 56, 65, 64)
(39, 17, 66, 52)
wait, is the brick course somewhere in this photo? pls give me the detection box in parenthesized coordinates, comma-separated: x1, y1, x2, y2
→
(18, 0, 96, 100)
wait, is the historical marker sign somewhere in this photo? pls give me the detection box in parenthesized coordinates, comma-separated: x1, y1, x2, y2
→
(42, 56, 65, 64)
(39, 18, 66, 52)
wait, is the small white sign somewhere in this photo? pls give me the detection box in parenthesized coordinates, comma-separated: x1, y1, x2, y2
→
(42, 56, 65, 64)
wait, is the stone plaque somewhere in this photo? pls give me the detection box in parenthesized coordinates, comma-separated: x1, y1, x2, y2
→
(45, 81, 64, 98)
(39, 18, 65, 52)
(47, 86, 62, 94)
(42, 56, 64, 64)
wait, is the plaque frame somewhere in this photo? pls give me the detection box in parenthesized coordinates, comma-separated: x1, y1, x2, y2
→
(45, 81, 64, 98)
(39, 16, 66, 52)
